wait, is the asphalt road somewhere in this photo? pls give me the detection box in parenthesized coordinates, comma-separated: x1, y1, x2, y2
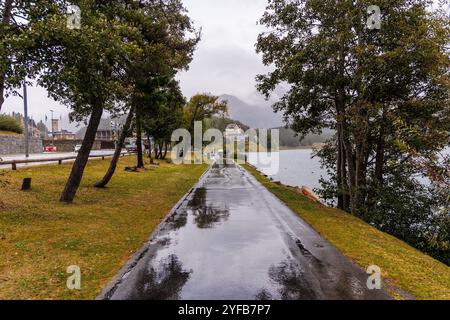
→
(0, 150, 116, 169)
(100, 164, 391, 300)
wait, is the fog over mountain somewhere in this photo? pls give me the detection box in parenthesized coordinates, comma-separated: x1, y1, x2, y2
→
(219, 94, 283, 129)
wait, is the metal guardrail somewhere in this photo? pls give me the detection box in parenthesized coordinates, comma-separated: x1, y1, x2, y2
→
(0, 152, 133, 170)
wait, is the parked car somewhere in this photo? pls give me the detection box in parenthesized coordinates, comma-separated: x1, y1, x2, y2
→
(44, 145, 57, 152)
(125, 144, 137, 153)
(74, 144, 82, 153)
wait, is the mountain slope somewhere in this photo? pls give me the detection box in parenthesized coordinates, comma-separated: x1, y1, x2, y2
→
(276, 127, 334, 147)
(219, 94, 283, 129)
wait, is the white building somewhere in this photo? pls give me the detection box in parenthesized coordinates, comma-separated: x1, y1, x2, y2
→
(224, 124, 245, 142)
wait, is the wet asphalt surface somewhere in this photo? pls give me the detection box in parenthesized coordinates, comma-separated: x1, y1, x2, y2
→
(100, 164, 391, 300)
(0, 150, 116, 169)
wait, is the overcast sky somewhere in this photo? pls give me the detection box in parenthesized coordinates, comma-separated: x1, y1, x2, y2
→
(2, 0, 447, 129)
(177, 0, 270, 103)
(2, 0, 270, 129)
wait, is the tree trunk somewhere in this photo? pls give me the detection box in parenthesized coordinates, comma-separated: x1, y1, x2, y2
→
(147, 135, 152, 159)
(335, 36, 351, 211)
(1, 0, 14, 25)
(343, 125, 357, 214)
(337, 124, 351, 211)
(342, 150, 350, 209)
(60, 104, 103, 203)
(355, 141, 367, 215)
(135, 108, 144, 168)
(156, 144, 159, 159)
(158, 143, 163, 159)
(337, 137, 344, 210)
(95, 110, 134, 188)
(336, 90, 346, 210)
(162, 142, 168, 159)
(0, 73, 5, 112)
(0, 0, 14, 112)
(335, 79, 351, 211)
(375, 107, 387, 184)
(353, 103, 370, 217)
(352, 15, 370, 217)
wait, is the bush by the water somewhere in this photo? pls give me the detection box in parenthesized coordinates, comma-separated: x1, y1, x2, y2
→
(0, 114, 23, 134)
(317, 144, 450, 266)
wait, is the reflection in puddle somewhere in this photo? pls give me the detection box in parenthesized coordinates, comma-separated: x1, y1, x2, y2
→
(268, 259, 318, 300)
(189, 188, 230, 229)
(166, 211, 188, 231)
(133, 255, 191, 300)
(189, 188, 208, 208)
(193, 206, 230, 229)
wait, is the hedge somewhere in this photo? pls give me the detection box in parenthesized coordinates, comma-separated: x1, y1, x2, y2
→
(0, 114, 23, 134)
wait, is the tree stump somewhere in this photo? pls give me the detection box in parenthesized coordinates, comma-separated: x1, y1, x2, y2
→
(21, 178, 32, 191)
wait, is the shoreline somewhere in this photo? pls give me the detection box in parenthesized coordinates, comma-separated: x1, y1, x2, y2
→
(279, 146, 315, 151)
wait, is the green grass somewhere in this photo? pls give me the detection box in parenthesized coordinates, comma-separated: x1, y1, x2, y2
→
(244, 164, 450, 300)
(0, 156, 207, 299)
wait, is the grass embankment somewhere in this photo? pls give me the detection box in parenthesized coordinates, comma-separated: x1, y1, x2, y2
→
(244, 164, 450, 300)
(0, 156, 207, 299)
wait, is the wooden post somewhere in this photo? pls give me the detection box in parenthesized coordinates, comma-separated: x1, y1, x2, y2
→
(21, 178, 31, 191)
(58, 160, 62, 165)
(12, 162, 17, 170)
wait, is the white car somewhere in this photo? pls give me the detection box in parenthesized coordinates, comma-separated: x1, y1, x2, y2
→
(74, 144, 82, 153)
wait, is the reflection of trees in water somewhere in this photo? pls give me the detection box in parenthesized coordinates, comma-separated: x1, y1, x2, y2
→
(133, 255, 191, 300)
(167, 211, 188, 231)
(189, 188, 230, 229)
(193, 206, 230, 229)
(189, 188, 207, 207)
(268, 259, 318, 300)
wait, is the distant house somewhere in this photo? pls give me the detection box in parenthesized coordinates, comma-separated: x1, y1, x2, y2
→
(27, 125, 42, 139)
(225, 123, 245, 141)
(10, 112, 44, 138)
(76, 116, 128, 141)
(53, 130, 75, 141)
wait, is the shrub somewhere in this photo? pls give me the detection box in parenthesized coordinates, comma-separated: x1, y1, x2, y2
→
(0, 114, 23, 134)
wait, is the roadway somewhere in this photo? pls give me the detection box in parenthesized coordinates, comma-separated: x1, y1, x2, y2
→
(99, 163, 391, 300)
(0, 150, 116, 169)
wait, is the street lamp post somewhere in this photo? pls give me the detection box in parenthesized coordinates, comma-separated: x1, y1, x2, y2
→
(50, 109, 54, 145)
(111, 118, 121, 148)
(109, 117, 113, 141)
(23, 82, 29, 158)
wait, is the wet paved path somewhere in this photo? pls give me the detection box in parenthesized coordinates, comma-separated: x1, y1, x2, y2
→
(100, 164, 390, 300)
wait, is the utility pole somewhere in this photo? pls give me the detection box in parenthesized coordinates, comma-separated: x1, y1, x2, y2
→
(23, 82, 29, 158)
(50, 109, 54, 145)
(109, 116, 113, 141)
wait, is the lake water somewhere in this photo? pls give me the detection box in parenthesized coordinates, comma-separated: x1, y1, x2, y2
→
(248, 148, 449, 192)
(248, 149, 327, 190)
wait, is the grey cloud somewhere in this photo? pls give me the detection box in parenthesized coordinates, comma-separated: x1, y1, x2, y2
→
(3, 0, 281, 128)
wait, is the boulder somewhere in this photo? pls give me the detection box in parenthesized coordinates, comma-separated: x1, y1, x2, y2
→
(294, 186, 321, 203)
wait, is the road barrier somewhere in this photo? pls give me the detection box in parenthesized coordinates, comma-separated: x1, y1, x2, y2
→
(0, 152, 133, 170)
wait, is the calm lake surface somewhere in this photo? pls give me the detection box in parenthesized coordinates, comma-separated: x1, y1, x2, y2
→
(248, 149, 327, 190)
(248, 148, 450, 192)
